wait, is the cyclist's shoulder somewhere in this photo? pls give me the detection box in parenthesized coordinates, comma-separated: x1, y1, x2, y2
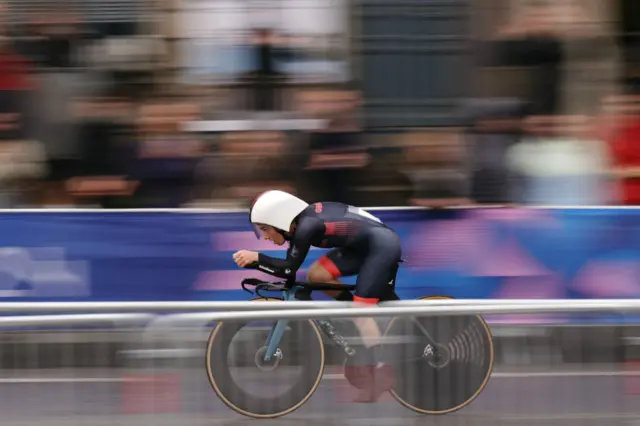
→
(298, 201, 350, 224)
(307, 201, 346, 210)
(304, 201, 386, 227)
(293, 211, 325, 233)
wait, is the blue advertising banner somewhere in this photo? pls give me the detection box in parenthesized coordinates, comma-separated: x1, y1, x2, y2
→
(0, 208, 639, 322)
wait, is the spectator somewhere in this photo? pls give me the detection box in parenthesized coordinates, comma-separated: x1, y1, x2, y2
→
(24, 12, 80, 69)
(199, 130, 297, 206)
(298, 86, 369, 203)
(128, 101, 203, 207)
(401, 129, 471, 208)
(602, 92, 640, 205)
(462, 98, 527, 205)
(240, 28, 292, 111)
(483, 1, 564, 116)
(66, 92, 138, 208)
(35, 74, 85, 207)
(34, 65, 96, 208)
(27, 13, 114, 207)
(87, 20, 165, 97)
(483, 0, 618, 117)
(506, 115, 614, 205)
(346, 132, 413, 207)
(0, 31, 46, 207)
(0, 111, 47, 207)
(0, 31, 32, 92)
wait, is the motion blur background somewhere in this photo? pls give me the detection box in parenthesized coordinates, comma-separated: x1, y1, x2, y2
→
(0, 0, 636, 209)
(2, 0, 640, 425)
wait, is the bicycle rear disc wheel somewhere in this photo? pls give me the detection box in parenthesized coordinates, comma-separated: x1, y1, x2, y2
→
(384, 296, 494, 415)
(206, 315, 325, 419)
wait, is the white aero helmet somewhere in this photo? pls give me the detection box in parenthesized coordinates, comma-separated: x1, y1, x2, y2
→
(250, 190, 309, 237)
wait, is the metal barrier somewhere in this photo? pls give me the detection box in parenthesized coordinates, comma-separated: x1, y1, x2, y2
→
(0, 298, 638, 313)
(0, 301, 638, 426)
(0, 314, 154, 327)
(0, 301, 347, 313)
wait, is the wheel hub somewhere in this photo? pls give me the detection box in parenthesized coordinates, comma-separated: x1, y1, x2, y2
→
(254, 346, 283, 372)
(422, 343, 451, 369)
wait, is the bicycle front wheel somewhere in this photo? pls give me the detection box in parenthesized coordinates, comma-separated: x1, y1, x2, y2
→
(206, 316, 325, 419)
(384, 296, 494, 415)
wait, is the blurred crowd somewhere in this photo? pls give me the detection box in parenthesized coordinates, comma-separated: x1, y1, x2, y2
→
(1, 0, 640, 209)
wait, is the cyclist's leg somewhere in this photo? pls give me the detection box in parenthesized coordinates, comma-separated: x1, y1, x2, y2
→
(308, 249, 383, 350)
(350, 228, 402, 402)
(352, 227, 402, 344)
(308, 233, 401, 347)
(307, 248, 363, 300)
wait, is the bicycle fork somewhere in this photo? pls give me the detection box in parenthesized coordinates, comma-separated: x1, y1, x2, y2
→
(262, 287, 356, 362)
(262, 289, 297, 362)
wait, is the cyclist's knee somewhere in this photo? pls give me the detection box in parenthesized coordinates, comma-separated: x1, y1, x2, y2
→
(307, 261, 334, 283)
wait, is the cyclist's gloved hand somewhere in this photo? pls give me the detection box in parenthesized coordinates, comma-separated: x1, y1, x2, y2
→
(233, 250, 259, 268)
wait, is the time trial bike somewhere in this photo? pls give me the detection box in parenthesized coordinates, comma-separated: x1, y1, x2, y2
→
(205, 260, 494, 419)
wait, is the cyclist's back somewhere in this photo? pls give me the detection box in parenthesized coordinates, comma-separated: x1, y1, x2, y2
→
(296, 201, 390, 250)
(285, 201, 401, 303)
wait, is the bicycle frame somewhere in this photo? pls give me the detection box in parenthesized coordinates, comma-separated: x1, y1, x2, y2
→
(262, 285, 355, 361)
(262, 286, 300, 361)
(259, 277, 442, 362)
(260, 289, 441, 363)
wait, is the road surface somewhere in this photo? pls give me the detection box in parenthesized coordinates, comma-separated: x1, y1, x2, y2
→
(0, 365, 638, 426)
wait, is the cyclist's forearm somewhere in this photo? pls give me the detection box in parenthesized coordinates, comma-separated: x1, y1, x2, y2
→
(257, 253, 299, 278)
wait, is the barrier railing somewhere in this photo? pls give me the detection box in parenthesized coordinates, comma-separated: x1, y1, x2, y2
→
(0, 301, 637, 425)
(0, 313, 154, 327)
(1, 298, 639, 313)
(0, 301, 346, 313)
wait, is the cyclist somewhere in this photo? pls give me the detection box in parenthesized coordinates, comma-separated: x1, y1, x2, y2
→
(233, 189, 401, 402)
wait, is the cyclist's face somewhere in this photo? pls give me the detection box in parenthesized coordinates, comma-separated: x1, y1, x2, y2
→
(260, 225, 285, 246)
